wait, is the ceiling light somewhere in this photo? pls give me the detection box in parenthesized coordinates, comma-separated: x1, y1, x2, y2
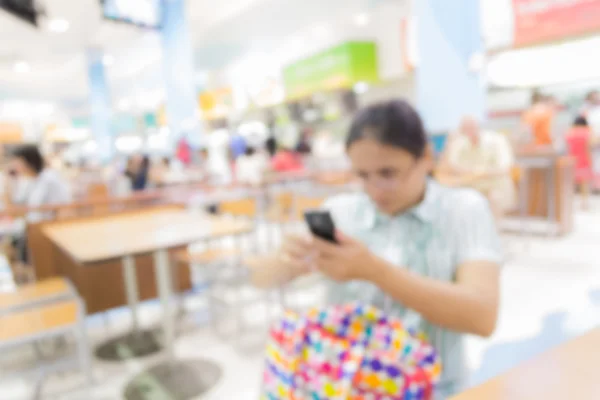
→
(48, 18, 70, 33)
(13, 61, 30, 73)
(353, 82, 369, 94)
(103, 55, 115, 66)
(354, 13, 370, 26)
(312, 25, 330, 37)
(117, 98, 132, 111)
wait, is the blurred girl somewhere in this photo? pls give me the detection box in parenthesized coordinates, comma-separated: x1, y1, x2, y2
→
(565, 116, 595, 209)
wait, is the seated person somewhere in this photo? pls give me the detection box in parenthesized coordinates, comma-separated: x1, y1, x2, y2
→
(249, 100, 501, 397)
(443, 116, 516, 220)
(235, 147, 269, 186)
(4, 145, 72, 269)
(5, 145, 72, 221)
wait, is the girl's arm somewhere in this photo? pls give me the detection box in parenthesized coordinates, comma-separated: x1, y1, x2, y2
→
(369, 258, 500, 337)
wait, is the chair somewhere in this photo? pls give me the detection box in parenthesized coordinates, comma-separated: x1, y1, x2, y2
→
(176, 197, 261, 341)
(0, 279, 92, 397)
(0, 277, 74, 315)
(265, 192, 327, 238)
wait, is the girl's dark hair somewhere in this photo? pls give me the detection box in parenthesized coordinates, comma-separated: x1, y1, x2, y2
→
(12, 145, 45, 174)
(574, 116, 589, 127)
(346, 99, 427, 158)
(245, 146, 256, 156)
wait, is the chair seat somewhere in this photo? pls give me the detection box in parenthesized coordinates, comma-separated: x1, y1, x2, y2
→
(178, 248, 242, 265)
(264, 208, 298, 224)
(0, 300, 79, 345)
(0, 277, 73, 311)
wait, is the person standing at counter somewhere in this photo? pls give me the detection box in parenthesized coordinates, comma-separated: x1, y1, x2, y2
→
(565, 116, 595, 210)
(253, 100, 502, 397)
(522, 92, 555, 147)
(444, 116, 516, 220)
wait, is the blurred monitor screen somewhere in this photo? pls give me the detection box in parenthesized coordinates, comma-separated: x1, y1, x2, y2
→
(0, 0, 38, 26)
(102, 0, 161, 29)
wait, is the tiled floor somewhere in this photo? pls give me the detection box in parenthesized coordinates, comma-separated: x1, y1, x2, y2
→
(1, 200, 600, 399)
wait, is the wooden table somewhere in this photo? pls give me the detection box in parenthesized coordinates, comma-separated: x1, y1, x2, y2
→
(514, 147, 575, 236)
(43, 209, 252, 357)
(43, 208, 253, 397)
(451, 328, 600, 399)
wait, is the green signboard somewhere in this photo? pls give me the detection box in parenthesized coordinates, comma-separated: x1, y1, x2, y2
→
(143, 113, 158, 129)
(71, 117, 90, 129)
(283, 42, 379, 99)
(112, 114, 138, 134)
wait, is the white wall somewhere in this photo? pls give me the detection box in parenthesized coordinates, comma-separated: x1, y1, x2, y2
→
(359, 75, 416, 107)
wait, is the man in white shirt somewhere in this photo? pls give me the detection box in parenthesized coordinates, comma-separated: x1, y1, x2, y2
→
(443, 116, 516, 220)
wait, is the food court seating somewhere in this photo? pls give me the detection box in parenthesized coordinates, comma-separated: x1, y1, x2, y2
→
(177, 198, 260, 332)
(0, 276, 74, 314)
(0, 278, 92, 395)
(28, 205, 193, 314)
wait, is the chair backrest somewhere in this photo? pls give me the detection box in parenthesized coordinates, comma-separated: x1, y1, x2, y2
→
(87, 183, 109, 199)
(511, 165, 522, 184)
(274, 192, 294, 213)
(0, 300, 79, 345)
(293, 195, 327, 219)
(220, 197, 259, 218)
(0, 277, 73, 313)
(314, 171, 353, 186)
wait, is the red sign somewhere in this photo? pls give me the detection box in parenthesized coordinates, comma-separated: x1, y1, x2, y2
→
(513, 0, 600, 46)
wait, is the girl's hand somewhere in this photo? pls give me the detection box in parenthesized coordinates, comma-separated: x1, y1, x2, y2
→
(279, 233, 318, 276)
(312, 230, 380, 282)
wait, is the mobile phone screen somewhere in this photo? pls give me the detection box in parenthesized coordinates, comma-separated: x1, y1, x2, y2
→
(304, 211, 337, 243)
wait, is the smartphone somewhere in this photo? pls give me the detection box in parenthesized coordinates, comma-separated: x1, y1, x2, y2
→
(304, 210, 337, 243)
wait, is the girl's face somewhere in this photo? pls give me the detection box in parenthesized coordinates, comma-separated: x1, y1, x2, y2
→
(9, 157, 36, 178)
(347, 138, 433, 215)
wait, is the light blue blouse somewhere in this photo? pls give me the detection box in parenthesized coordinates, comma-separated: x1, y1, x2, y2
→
(323, 179, 503, 397)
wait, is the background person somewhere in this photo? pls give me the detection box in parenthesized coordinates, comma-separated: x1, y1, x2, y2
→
(522, 92, 555, 147)
(270, 146, 304, 173)
(250, 100, 502, 397)
(444, 116, 517, 220)
(4, 145, 72, 271)
(235, 146, 269, 186)
(565, 116, 595, 210)
(5, 145, 72, 220)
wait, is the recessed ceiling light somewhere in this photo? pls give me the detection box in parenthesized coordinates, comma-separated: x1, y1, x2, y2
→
(103, 55, 115, 66)
(48, 18, 70, 33)
(13, 61, 30, 73)
(354, 13, 370, 26)
(117, 98, 132, 111)
(353, 81, 369, 94)
(312, 25, 330, 37)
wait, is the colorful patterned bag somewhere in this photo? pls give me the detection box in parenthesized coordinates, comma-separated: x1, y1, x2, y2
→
(262, 304, 441, 400)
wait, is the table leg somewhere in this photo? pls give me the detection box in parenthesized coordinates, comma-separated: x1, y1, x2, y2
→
(95, 256, 162, 361)
(122, 255, 140, 333)
(153, 249, 174, 360)
(520, 166, 530, 237)
(546, 165, 556, 237)
(123, 250, 222, 399)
